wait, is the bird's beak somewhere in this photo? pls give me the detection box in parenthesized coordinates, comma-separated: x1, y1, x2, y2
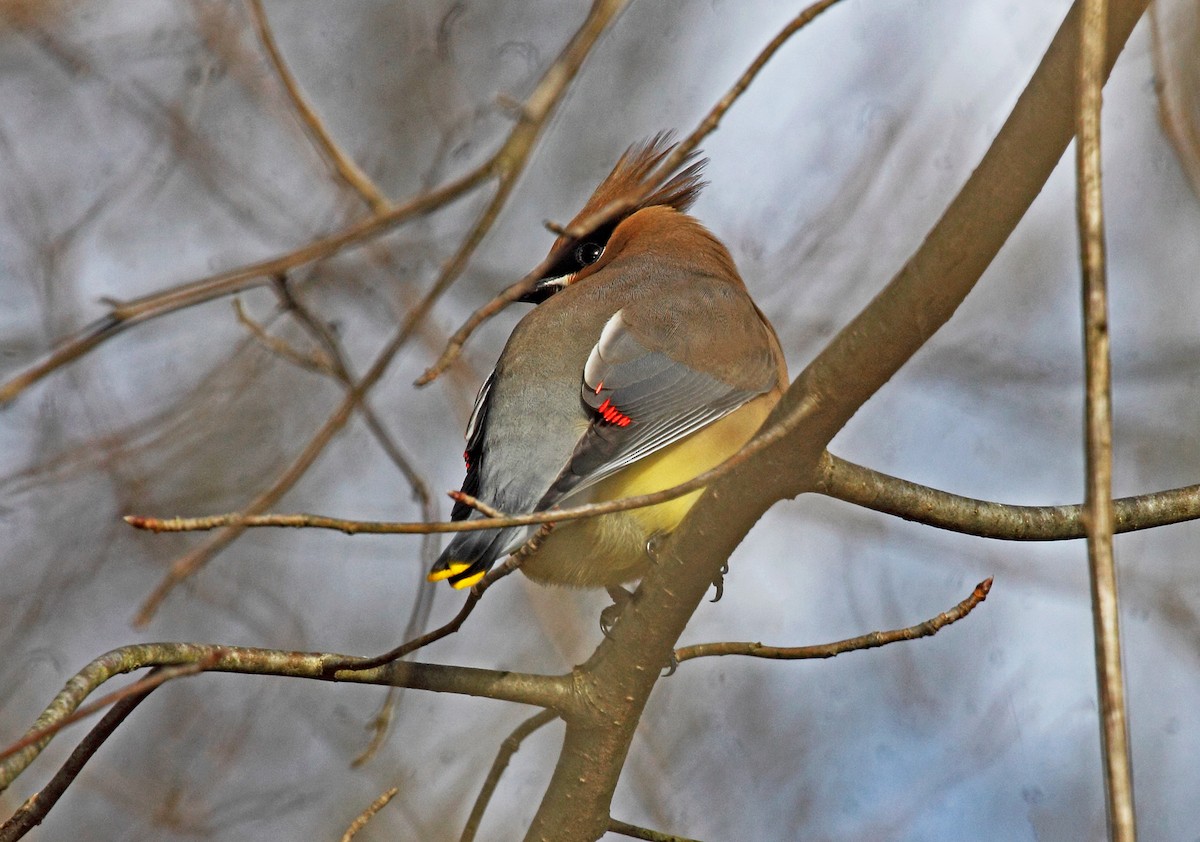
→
(518, 274, 570, 304)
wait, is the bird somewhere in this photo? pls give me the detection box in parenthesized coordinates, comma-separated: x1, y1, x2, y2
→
(428, 134, 787, 591)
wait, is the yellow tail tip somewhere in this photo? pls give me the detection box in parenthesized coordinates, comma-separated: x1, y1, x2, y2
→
(427, 561, 471, 583)
(451, 570, 486, 590)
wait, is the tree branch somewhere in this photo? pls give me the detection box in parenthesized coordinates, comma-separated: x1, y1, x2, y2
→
(0, 643, 572, 793)
(460, 710, 559, 842)
(816, 452, 1200, 540)
(246, 0, 392, 213)
(675, 578, 991, 663)
(1077, 0, 1135, 837)
(339, 786, 399, 842)
(607, 818, 703, 842)
(0, 670, 163, 842)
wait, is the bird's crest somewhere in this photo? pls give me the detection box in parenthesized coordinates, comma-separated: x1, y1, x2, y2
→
(522, 134, 708, 301)
(569, 132, 707, 227)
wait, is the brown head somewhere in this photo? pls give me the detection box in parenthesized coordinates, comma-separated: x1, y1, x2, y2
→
(521, 134, 743, 302)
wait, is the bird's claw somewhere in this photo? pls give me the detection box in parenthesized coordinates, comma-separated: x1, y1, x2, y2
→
(661, 651, 679, 677)
(600, 585, 633, 637)
(710, 561, 730, 603)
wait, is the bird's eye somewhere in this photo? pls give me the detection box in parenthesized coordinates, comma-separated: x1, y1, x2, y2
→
(574, 242, 604, 267)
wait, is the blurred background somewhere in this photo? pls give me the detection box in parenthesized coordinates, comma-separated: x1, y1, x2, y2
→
(1, 1, 1198, 839)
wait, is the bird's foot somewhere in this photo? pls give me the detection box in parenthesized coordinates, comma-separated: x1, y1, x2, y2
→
(709, 561, 730, 603)
(600, 585, 634, 638)
(661, 651, 679, 677)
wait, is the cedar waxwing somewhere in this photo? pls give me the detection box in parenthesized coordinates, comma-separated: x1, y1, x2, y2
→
(428, 135, 787, 590)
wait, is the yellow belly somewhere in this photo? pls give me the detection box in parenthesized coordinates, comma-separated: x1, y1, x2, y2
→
(519, 393, 776, 587)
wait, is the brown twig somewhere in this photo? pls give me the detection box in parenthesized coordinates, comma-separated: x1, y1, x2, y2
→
(0, 658, 216, 765)
(233, 297, 336, 374)
(0, 165, 486, 406)
(815, 452, 1200, 541)
(246, 0, 392, 213)
(324, 592, 482, 675)
(124, 445, 1200, 543)
(325, 526, 541, 674)
(0, 671, 163, 842)
(460, 710, 559, 842)
(1149, 3, 1200, 200)
(128, 0, 631, 625)
(1077, 0, 1135, 838)
(416, 0, 850, 386)
(339, 786, 399, 842)
(675, 578, 992, 663)
(0, 643, 570, 792)
(607, 819, 703, 842)
(449, 490, 505, 519)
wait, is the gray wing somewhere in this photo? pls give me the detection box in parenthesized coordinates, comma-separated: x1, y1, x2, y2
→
(538, 308, 770, 506)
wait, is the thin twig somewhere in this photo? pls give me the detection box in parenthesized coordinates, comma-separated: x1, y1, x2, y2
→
(247, 0, 392, 213)
(350, 689, 396, 768)
(607, 818, 703, 842)
(339, 786, 399, 842)
(0, 658, 215, 764)
(460, 710, 559, 842)
(1, 643, 570, 791)
(417, 0, 850, 386)
(449, 490, 505, 519)
(1077, 0, 1135, 838)
(0, 165, 486, 406)
(675, 579, 991, 663)
(125, 394, 821, 542)
(124, 448, 1200, 543)
(816, 452, 1200, 540)
(267, 276, 441, 765)
(0, 672, 163, 842)
(326, 528, 540, 674)
(233, 297, 335, 374)
(324, 592, 481, 674)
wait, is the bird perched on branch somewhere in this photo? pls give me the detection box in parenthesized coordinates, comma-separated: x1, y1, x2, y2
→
(429, 134, 787, 590)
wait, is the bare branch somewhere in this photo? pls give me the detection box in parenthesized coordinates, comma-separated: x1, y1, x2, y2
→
(1077, 0, 1135, 837)
(339, 786, 399, 842)
(246, 0, 392, 213)
(126, 445, 1200, 543)
(123, 395, 820, 538)
(0, 643, 572, 792)
(675, 579, 991, 663)
(607, 818, 703, 842)
(0, 671, 163, 842)
(0, 658, 215, 764)
(0, 165, 486, 405)
(816, 452, 1200, 540)
(460, 710, 559, 842)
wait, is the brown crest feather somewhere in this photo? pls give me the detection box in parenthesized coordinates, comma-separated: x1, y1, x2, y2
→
(566, 133, 707, 233)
